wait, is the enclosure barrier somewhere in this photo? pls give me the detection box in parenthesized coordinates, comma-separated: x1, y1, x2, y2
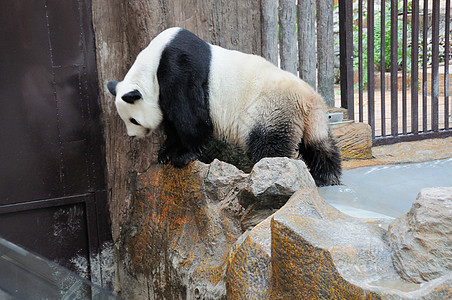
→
(339, 0, 452, 145)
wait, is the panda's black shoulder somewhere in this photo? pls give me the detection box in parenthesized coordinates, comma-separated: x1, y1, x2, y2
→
(156, 29, 214, 146)
(157, 29, 212, 81)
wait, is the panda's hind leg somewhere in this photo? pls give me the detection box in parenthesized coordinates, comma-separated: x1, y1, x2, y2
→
(246, 124, 296, 163)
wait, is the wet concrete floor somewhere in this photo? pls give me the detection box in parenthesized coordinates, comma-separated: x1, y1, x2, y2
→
(319, 136, 452, 218)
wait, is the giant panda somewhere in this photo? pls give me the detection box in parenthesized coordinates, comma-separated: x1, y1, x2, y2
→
(107, 27, 341, 186)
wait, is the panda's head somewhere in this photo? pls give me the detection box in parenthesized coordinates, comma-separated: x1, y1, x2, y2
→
(107, 75, 163, 138)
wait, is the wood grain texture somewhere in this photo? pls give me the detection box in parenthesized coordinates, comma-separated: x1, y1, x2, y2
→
(278, 0, 298, 75)
(261, 0, 278, 66)
(298, 0, 316, 89)
(316, 0, 335, 107)
(331, 122, 373, 160)
(91, 0, 262, 242)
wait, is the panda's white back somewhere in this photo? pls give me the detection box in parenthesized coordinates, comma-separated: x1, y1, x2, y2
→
(208, 44, 303, 147)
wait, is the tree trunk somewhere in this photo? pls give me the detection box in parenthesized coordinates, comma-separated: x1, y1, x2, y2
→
(91, 0, 262, 288)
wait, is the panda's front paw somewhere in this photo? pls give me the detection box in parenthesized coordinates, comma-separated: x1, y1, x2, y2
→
(171, 152, 198, 168)
(158, 146, 171, 164)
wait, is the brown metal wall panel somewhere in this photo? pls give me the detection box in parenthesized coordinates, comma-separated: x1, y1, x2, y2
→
(0, 0, 111, 286)
(54, 66, 87, 143)
(46, 0, 85, 67)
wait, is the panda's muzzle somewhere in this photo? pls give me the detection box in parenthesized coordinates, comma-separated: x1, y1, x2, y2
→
(128, 128, 151, 139)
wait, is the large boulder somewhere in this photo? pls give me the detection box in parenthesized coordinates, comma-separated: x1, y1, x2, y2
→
(229, 185, 452, 299)
(115, 158, 452, 299)
(117, 160, 245, 299)
(387, 187, 452, 283)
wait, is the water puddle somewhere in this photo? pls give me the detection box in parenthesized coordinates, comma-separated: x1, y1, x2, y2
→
(319, 158, 452, 218)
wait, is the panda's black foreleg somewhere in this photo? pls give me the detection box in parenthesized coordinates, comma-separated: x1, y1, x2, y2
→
(158, 143, 200, 167)
(158, 119, 209, 168)
(157, 140, 175, 165)
(158, 137, 201, 167)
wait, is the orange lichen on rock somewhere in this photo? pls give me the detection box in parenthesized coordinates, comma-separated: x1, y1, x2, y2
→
(120, 161, 245, 299)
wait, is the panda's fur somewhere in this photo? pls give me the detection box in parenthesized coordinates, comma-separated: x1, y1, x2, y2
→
(108, 27, 341, 186)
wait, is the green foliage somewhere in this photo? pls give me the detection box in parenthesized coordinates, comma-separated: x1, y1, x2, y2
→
(353, 1, 412, 88)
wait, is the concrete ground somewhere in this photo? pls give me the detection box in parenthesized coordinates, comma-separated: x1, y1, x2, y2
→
(343, 136, 452, 169)
(321, 136, 452, 218)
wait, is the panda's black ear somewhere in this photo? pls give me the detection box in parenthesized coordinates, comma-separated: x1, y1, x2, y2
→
(121, 89, 142, 104)
(107, 80, 118, 96)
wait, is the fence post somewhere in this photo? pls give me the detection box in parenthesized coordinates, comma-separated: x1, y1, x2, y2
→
(297, 0, 316, 89)
(339, 0, 354, 119)
(261, 0, 278, 66)
(279, 0, 298, 75)
(390, 0, 398, 137)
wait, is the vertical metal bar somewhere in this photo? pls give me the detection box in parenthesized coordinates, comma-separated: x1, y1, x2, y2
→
(339, 0, 354, 119)
(368, 0, 375, 139)
(391, 0, 398, 136)
(444, 0, 451, 130)
(358, 0, 364, 122)
(422, 0, 428, 132)
(431, 0, 439, 132)
(381, 0, 386, 137)
(411, 0, 419, 135)
(402, 0, 408, 134)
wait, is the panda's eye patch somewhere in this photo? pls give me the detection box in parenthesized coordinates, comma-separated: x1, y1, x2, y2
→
(129, 118, 141, 126)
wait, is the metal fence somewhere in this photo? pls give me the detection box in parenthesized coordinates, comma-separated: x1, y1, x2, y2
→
(339, 0, 452, 145)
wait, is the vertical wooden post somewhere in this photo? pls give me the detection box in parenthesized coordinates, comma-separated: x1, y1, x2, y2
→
(261, 0, 278, 66)
(297, 0, 316, 89)
(316, 0, 335, 107)
(279, 0, 298, 75)
(92, 0, 263, 297)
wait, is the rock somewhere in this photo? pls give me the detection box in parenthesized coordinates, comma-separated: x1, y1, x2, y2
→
(387, 187, 452, 283)
(117, 161, 243, 299)
(238, 157, 315, 209)
(116, 158, 312, 299)
(116, 158, 451, 299)
(203, 159, 248, 203)
(270, 192, 393, 299)
(331, 122, 372, 160)
(226, 217, 273, 299)
(229, 184, 452, 299)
